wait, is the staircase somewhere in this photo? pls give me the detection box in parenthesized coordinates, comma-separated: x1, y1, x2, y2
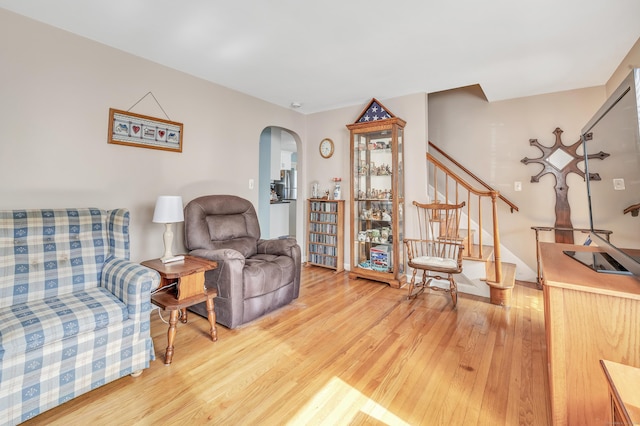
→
(427, 141, 519, 306)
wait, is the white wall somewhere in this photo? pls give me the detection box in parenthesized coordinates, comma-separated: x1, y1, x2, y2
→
(428, 85, 605, 278)
(0, 9, 306, 262)
(2, 7, 636, 277)
(305, 85, 609, 278)
(305, 94, 428, 269)
(606, 37, 640, 95)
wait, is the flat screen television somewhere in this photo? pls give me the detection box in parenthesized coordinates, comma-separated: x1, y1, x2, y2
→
(564, 68, 640, 277)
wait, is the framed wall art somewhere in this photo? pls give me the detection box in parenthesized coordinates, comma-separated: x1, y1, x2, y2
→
(108, 108, 183, 152)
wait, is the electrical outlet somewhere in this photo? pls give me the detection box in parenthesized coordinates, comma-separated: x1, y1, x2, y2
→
(613, 178, 625, 190)
(249, 179, 254, 190)
(514, 181, 522, 192)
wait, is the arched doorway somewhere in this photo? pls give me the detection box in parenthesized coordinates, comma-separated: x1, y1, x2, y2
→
(258, 126, 301, 240)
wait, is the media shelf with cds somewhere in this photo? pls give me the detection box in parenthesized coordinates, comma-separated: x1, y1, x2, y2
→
(306, 199, 344, 272)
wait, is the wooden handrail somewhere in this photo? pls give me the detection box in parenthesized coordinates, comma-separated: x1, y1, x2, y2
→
(429, 141, 519, 213)
(428, 154, 495, 198)
(624, 203, 640, 217)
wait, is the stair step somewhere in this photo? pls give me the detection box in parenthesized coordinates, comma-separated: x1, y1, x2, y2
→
(463, 244, 494, 262)
(485, 262, 516, 306)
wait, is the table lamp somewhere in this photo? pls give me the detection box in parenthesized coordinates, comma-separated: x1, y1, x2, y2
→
(152, 195, 184, 263)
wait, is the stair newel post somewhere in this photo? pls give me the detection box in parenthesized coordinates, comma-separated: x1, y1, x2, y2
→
(491, 191, 503, 284)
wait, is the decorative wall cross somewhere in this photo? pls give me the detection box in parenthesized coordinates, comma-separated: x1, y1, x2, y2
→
(521, 127, 609, 244)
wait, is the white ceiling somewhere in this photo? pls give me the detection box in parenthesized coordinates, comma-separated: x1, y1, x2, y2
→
(2, 1, 640, 114)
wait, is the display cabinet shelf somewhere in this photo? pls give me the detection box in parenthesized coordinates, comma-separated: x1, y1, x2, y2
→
(306, 199, 344, 272)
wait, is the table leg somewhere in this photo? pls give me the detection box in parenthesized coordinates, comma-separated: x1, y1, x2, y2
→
(206, 297, 218, 342)
(180, 308, 188, 324)
(165, 309, 179, 365)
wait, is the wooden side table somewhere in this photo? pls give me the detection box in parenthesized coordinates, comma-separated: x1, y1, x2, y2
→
(141, 255, 218, 365)
(600, 359, 640, 425)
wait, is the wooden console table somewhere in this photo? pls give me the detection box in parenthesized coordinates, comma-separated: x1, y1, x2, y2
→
(541, 242, 640, 425)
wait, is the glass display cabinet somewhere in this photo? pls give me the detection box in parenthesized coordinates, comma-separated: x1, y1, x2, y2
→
(346, 99, 406, 288)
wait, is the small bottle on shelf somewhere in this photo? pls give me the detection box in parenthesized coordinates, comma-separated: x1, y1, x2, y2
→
(332, 177, 342, 200)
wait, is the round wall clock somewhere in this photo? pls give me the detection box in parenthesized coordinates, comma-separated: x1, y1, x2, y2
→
(319, 138, 334, 159)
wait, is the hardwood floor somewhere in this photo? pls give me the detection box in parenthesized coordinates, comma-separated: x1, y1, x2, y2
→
(24, 267, 551, 425)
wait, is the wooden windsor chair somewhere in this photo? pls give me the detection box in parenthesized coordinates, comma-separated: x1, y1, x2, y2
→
(403, 201, 466, 307)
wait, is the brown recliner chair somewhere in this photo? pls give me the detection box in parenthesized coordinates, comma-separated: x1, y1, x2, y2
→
(184, 195, 301, 329)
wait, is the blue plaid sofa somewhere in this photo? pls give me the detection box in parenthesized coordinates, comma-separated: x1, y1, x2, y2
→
(0, 208, 160, 425)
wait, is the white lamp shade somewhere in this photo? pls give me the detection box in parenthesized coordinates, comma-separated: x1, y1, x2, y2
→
(152, 196, 184, 223)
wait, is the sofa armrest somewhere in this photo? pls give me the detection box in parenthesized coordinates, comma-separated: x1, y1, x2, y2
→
(101, 258, 160, 321)
(257, 237, 299, 257)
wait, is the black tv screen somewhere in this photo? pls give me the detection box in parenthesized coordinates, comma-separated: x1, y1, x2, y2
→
(568, 68, 640, 277)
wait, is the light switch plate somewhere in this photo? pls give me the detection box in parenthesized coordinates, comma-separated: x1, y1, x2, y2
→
(613, 178, 625, 190)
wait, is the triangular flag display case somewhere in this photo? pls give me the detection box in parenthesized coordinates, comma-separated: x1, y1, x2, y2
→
(346, 99, 406, 288)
